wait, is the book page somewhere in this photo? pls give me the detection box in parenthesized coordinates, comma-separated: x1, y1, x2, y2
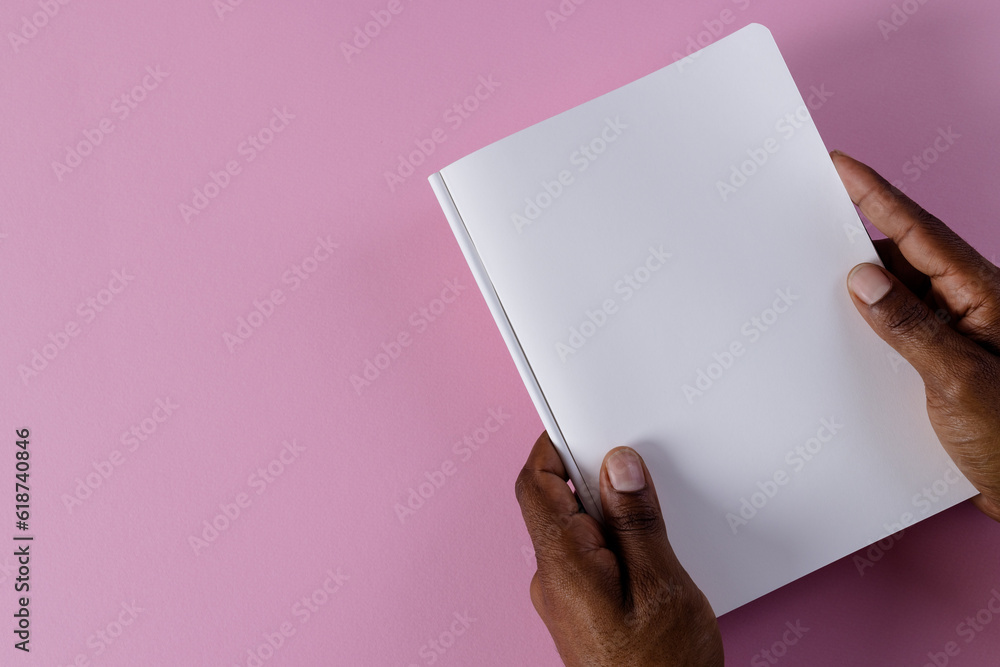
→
(433, 24, 977, 614)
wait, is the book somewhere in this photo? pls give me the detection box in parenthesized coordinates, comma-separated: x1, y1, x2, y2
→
(427, 23, 977, 615)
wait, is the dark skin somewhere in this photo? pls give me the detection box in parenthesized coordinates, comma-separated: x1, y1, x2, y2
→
(515, 152, 1000, 665)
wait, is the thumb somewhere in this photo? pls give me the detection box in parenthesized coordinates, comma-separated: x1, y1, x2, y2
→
(600, 447, 684, 598)
(847, 263, 980, 389)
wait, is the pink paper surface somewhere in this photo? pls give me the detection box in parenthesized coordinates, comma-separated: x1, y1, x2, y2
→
(2, 1, 1000, 665)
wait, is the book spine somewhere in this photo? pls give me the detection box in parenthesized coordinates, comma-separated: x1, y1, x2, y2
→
(427, 171, 604, 522)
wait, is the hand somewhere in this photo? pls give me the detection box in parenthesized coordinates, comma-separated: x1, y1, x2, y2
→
(515, 432, 724, 666)
(835, 151, 1000, 522)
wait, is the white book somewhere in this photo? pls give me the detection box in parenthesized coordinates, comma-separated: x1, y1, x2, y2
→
(427, 23, 976, 615)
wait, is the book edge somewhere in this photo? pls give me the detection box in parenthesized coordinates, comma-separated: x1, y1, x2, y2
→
(428, 170, 606, 521)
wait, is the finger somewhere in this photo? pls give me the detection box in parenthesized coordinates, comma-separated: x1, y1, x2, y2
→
(832, 151, 992, 283)
(873, 238, 931, 298)
(972, 494, 1000, 524)
(515, 432, 608, 567)
(599, 447, 684, 603)
(847, 263, 985, 391)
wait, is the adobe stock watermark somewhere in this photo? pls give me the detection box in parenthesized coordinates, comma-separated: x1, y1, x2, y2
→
(671, 0, 760, 71)
(52, 65, 169, 182)
(725, 417, 844, 534)
(8, 0, 74, 54)
(842, 215, 870, 245)
(750, 620, 809, 666)
(844, 135, 964, 245)
(521, 544, 536, 568)
(18, 268, 135, 386)
(555, 244, 672, 362)
(406, 611, 476, 667)
(232, 568, 348, 667)
(855, 461, 965, 578)
(340, 0, 413, 63)
(919, 587, 1000, 667)
(623, 576, 686, 627)
(883, 255, 997, 373)
(350, 279, 466, 394)
(878, 0, 932, 40)
(511, 116, 627, 233)
(223, 235, 339, 353)
(394, 408, 511, 523)
(885, 307, 951, 375)
(716, 89, 834, 202)
(852, 528, 906, 577)
(384, 75, 500, 193)
(682, 287, 800, 404)
(544, 0, 589, 31)
(213, 0, 253, 21)
(890, 126, 960, 194)
(188, 439, 306, 556)
(61, 397, 179, 513)
(58, 601, 144, 667)
(604, 574, 690, 654)
(887, 459, 965, 528)
(179, 107, 294, 223)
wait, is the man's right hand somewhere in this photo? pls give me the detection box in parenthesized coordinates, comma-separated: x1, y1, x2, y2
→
(836, 150, 1000, 522)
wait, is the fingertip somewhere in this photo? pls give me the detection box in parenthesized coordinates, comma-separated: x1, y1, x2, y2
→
(830, 149, 862, 169)
(604, 447, 647, 493)
(848, 263, 893, 306)
(830, 151, 883, 201)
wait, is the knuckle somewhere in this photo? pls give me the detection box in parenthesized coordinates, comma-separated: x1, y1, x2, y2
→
(634, 574, 680, 614)
(655, 583, 703, 623)
(529, 572, 545, 609)
(926, 347, 991, 405)
(858, 177, 897, 217)
(879, 296, 934, 339)
(514, 472, 548, 530)
(902, 197, 947, 236)
(611, 504, 663, 535)
(514, 468, 535, 506)
(971, 259, 1000, 309)
(625, 575, 707, 635)
(955, 353, 1000, 399)
(912, 203, 942, 227)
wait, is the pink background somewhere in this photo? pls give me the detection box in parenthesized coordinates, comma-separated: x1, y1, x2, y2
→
(3, 0, 1000, 665)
